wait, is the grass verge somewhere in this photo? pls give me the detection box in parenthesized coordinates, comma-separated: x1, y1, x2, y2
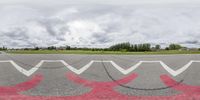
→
(5, 50, 200, 55)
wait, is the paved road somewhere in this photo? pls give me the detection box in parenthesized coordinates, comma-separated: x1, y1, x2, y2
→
(0, 54, 200, 100)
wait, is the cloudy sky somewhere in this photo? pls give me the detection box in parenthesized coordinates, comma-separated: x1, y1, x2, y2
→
(0, 0, 200, 48)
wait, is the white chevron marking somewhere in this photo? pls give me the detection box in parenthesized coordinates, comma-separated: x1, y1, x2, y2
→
(0, 60, 199, 77)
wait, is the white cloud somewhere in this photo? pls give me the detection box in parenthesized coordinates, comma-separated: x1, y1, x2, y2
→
(0, 5, 200, 48)
(0, 0, 200, 6)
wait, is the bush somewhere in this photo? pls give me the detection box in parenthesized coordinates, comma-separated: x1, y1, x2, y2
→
(169, 44, 182, 50)
(165, 47, 170, 50)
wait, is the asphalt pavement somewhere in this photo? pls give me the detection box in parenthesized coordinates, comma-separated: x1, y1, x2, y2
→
(0, 54, 200, 100)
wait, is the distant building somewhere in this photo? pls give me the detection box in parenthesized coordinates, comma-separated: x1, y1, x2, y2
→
(179, 47, 189, 51)
(189, 48, 199, 51)
(179, 47, 199, 51)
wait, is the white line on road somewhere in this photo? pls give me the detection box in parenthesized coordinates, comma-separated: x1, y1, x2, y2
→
(0, 60, 200, 77)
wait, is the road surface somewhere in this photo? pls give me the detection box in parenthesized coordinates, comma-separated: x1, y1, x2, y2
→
(0, 54, 200, 100)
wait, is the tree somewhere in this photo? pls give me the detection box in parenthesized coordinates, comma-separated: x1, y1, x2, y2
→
(109, 43, 151, 52)
(0, 46, 7, 51)
(65, 46, 71, 50)
(143, 43, 151, 51)
(134, 44, 138, 51)
(169, 44, 182, 50)
(155, 45, 161, 50)
(34, 47, 40, 50)
(137, 44, 151, 51)
(138, 44, 143, 51)
(47, 46, 56, 50)
(109, 42, 131, 51)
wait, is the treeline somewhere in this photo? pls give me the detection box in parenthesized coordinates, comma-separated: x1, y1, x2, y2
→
(0, 46, 7, 51)
(30, 43, 153, 52)
(109, 43, 185, 52)
(109, 42, 152, 52)
(2, 42, 200, 52)
(32, 46, 106, 51)
(165, 44, 182, 50)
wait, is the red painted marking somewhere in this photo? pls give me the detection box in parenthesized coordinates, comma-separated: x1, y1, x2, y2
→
(67, 72, 138, 87)
(0, 74, 43, 96)
(0, 73, 138, 100)
(65, 72, 138, 99)
(160, 74, 200, 94)
(1, 73, 200, 100)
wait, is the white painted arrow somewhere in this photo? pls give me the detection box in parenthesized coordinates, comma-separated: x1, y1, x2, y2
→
(0, 60, 200, 77)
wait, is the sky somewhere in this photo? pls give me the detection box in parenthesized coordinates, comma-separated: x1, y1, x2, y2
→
(0, 0, 200, 48)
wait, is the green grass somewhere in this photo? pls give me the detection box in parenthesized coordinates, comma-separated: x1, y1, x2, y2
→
(5, 50, 200, 55)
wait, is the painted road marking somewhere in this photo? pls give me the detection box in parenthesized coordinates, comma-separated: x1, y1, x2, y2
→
(0, 60, 200, 76)
(1, 73, 200, 100)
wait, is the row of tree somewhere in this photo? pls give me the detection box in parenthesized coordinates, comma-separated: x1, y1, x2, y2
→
(109, 42, 152, 52)
(2, 43, 197, 52)
(165, 44, 182, 50)
(109, 43, 184, 52)
(0, 46, 7, 51)
(32, 46, 106, 51)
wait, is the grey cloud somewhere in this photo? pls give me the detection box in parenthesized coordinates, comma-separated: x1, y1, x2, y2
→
(3, 27, 29, 40)
(91, 33, 113, 44)
(36, 18, 64, 35)
(1, 5, 200, 48)
(1, 0, 200, 7)
(0, 27, 31, 48)
(180, 40, 200, 45)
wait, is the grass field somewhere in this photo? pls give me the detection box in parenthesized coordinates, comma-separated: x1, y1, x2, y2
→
(5, 50, 200, 55)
